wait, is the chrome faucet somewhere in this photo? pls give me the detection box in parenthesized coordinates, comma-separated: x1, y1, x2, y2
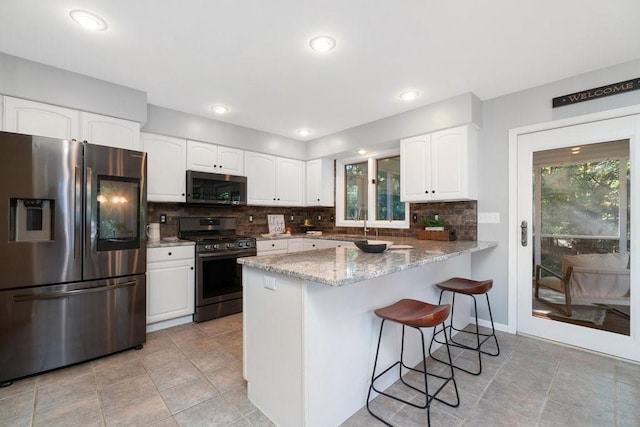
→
(363, 215, 368, 240)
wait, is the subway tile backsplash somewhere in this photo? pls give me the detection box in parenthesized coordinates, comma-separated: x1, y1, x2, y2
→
(148, 200, 477, 241)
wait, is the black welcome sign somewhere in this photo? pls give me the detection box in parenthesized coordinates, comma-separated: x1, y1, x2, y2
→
(552, 77, 640, 108)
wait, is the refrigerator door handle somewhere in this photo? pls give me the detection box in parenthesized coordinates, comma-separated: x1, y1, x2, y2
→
(74, 166, 81, 260)
(12, 281, 138, 302)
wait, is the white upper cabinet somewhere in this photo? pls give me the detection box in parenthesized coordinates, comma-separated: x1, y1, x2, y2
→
(245, 151, 277, 205)
(306, 158, 334, 206)
(3, 96, 140, 151)
(276, 157, 304, 206)
(81, 112, 140, 150)
(187, 140, 244, 175)
(245, 151, 304, 206)
(3, 96, 80, 140)
(141, 133, 187, 203)
(400, 124, 477, 202)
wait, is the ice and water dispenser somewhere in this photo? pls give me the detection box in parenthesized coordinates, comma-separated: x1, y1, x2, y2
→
(10, 198, 54, 242)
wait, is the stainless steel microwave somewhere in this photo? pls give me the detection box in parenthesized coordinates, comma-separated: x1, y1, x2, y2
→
(186, 170, 247, 206)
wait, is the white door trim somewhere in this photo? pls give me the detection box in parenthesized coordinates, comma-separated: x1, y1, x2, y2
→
(507, 104, 640, 336)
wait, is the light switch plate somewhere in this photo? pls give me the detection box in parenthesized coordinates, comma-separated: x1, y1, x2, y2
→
(478, 212, 500, 224)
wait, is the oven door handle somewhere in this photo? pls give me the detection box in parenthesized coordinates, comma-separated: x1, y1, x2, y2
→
(197, 250, 256, 259)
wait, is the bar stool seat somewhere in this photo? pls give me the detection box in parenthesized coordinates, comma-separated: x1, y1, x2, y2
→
(429, 277, 500, 376)
(367, 299, 459, 427)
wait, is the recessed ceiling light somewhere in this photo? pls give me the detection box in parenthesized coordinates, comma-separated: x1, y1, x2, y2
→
(296, 129, 312, 137)
(357, 149, 367, 155)
(210, 105, 229, 114)
(69, 10, 108, 31)
(399, 91, 420, 101)
(309, 36, 336, 52)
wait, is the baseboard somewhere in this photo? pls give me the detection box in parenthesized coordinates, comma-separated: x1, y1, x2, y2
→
(146, 315, 193, 333)
(475, 316, 510, 333)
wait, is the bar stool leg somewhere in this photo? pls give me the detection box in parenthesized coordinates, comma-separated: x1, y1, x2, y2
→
(429, 290, 500, 376)
(367, 319, 459, 426)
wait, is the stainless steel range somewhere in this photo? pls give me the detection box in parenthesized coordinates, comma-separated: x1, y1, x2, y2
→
(178, 217, 256, 322)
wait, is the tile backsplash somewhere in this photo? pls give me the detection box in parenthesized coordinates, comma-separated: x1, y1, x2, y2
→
(148, 200, 477, 240)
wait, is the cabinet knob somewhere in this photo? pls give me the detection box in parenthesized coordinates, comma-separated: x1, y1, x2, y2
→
(182, 193, 185, 196)
(190, 267, 194, 270)
(271, 243, 275, 247)
(425, 190, 429, 194)
(213, 164, 217, 168)
(168, 252, 172, 256)
(432, 190, 435, 193)
(317, 198, 320, 201)
(273, 198, 276, 200)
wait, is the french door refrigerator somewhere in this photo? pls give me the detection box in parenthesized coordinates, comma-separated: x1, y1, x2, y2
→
(0, 131, 147, 384)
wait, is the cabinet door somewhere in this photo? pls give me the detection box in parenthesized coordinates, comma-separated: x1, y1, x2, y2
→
(141, 133, 187, 202)
(430, 125, 477, 201)
(287, 239, 304, 253)
(147, 259, 195, 324)
(245, 152, 277, 205)
(303, 239, 319, 251)
(276, 157, 304, 206)
(217, 146, 244, 175)
(400, 134, 431, 201)
(81, 112, 140, 150)
(3, 96, 80, 139)
(306, 158, 334, 206)
(187, 140, 217, 173)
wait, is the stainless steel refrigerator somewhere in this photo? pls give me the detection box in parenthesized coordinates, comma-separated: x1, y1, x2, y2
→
(0, 131, 147, 384)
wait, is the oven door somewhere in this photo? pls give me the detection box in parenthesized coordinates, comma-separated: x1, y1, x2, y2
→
(196, 249, 255, 307)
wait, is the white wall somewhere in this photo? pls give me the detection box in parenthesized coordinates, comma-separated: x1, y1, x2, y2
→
(143, 105, 306, 159)
(306, 92, 483, 159)
(0, 52, 147, 123)
(474, 59, 640, 324)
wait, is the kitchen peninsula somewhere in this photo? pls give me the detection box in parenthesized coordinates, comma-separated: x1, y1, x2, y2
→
(240, 238, 496, 427)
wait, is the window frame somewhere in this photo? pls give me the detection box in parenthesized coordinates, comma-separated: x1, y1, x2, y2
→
(335, 150, 409, 229)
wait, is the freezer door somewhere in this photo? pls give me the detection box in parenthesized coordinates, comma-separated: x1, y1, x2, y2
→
(0, 275, 146, 383)
(84, 144, 147, 280)
(0, 132, 83, 289)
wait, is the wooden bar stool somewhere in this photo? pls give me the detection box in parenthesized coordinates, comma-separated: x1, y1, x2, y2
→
(367, 299, 460, 427)
(429, 277, 500, 376)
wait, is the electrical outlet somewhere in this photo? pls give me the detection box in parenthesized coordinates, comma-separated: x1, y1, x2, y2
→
(159, 213, 167, 224)
(290, 215, 294, 221)
(249, 215, 253, 222)
(317, 215, 321, 221)
(263, 276, 276, 290)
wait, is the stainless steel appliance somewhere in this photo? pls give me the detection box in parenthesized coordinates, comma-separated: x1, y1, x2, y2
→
(0, 131, 147, 384)
(186, 170, 247, 206)
(178, 217, 256, 322)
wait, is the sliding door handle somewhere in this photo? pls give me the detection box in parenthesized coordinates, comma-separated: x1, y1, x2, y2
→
(520, 220, 528, 246)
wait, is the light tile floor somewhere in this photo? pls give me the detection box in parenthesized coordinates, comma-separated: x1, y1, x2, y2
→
(0, 315, 638, 426)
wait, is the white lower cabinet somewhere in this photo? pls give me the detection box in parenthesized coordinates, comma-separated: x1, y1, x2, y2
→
(287, 238, 304, 253)
(147, 246, 195, 329)
(256, 239, 288, 255)
(257, 238, 354, 254)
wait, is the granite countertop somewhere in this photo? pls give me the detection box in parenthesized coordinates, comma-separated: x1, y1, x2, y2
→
(147, 239, 195, 249)
(238, 238, 497, 287)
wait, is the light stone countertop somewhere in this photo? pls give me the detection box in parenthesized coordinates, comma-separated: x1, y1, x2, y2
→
(238, 238, 497, 287)
(147, 239, 195, 249)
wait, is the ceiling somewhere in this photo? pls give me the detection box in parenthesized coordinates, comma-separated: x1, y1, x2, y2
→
(1, 1, 639, 141)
